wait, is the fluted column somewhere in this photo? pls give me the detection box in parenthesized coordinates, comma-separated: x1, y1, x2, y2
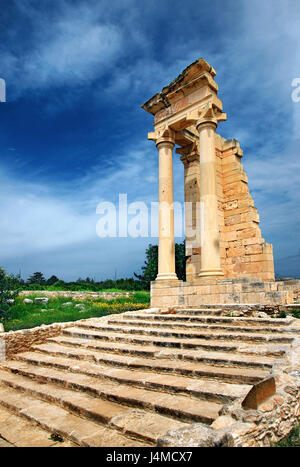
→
(197, 117, 223, 278)
(150, 129, 178, 281)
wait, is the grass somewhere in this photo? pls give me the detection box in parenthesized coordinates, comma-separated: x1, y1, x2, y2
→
(271, 309, 300, 319)
(274, 423, 300, 447)
(3, 291, 150, 331)
(289, 308, 300, 319)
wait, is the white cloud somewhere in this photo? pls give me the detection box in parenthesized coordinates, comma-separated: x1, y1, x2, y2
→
(0, 169, 96, 259)
(2, 1, 123, 96)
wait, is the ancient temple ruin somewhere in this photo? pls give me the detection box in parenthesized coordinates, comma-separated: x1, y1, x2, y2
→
(142, 59, 298, 308)
(0, 58, 299, 449)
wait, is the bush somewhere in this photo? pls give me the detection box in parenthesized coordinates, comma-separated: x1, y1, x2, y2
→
(0, 267, 20, 322)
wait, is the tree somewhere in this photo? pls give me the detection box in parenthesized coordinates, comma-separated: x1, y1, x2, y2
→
(135, 241, 186, 289)
(85, 277, 94, 283)
(0, 267, 20, 322)
(27, 272, 46, 285)
(134, 244, 158, 289)
(46, 275, 59, 285)
(175, 241, 186, 281)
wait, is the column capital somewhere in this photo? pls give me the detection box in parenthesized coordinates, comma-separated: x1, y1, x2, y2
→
(186, 104, 227, 131)
(176, 142, 199, 167)
(148, 126, 175, 149)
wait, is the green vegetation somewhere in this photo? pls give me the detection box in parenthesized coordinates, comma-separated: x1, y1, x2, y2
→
(274, 423, 300, 447)
(271, 309, 300, 319)
(276, 310, 287, 318)
(3, 291, 150, 332)
(27, 271, 46, 285)
(0, 268, 20, 323)
(134, 242, 185, 289)
(289, 308, 300, 319)
(20, 277, 145, 292)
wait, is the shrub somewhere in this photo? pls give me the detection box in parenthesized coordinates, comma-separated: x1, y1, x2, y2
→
(0, 267, 20, 322)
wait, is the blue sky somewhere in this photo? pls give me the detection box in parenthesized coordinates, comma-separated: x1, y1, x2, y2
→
(0, 0, 299, 281)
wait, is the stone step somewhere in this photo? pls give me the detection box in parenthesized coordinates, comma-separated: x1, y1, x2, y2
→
(33, 340, 278, 370)
(126, 314, 293, 327)
(16, 350, 251, 404)
(0, 404, 75, 447)
(2, 361, 223, 424)
(23, 342, 270, 385)
(58, 330, 288, 356)
(0, 383, 147, 447)
(169, 308, 223, 315)
(71, 323, 294, 344)
(0, 438, 13, 447)
(0, 370, 187, 444)
(107, 318, 297, 334)
(61, 328, 238, 351)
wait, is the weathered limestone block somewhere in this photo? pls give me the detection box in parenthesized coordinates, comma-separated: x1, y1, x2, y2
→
(157, 423, 230, 447)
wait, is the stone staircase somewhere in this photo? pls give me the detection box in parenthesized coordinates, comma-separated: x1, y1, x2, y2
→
(0, 307, 299, 447)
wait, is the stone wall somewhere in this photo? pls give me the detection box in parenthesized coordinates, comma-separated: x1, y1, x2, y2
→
(0, 321, 79, 360)
(20, 290, 133, 300)
(151, 278, 298, 309)
(218, 137, 274, 282)
(0, 313, 126, 361)
(281, 280, 300, 303)
(182, 135, 275, 283)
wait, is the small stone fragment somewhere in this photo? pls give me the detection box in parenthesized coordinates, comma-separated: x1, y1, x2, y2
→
(23, 299, 33, 304)
(35, 298, 49, 304)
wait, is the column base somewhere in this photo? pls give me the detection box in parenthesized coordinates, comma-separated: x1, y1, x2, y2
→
(198, 269, 224, 279)
(156, 273, 179, 281)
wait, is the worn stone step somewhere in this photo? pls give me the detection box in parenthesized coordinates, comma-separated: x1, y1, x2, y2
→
(169, 308, 223, 315)
(51, 334, 176, 357)
(125, 314, 294, 327)
(16, 350, 251, 404)
(0, 404, 75, 447)
(0, 370, 187, 444)
(33, 340, 277, 370)
(0, 383, 147, 447)
(51, 334, 288, 358)
(107, 318, 297, 335)
(72, 323, 294, 344)
(0, 437, 13, 447)
(2, 361, 223, 424)
(61, 328, 239, 352)
(59, 329, 287, 357)
(20, 343, 270, 385)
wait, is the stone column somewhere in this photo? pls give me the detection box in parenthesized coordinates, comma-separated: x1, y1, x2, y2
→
(197, 117, 223, 278)
(177, 143, 201, 282)
(155, 131, 178, 281)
